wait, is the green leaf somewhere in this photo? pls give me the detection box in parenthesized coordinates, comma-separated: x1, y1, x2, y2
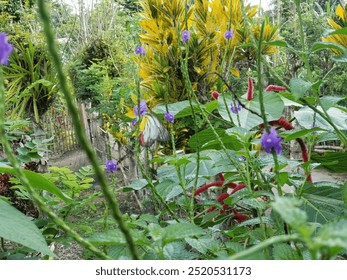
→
(164, 241, 199, 260)
(108, 244, 133, 260)
(153, 100, 202, 119)
(163, 223, 204, 244)
(185, 237, 219, 254)
(0, 166, 72, 202)
(302, 184, 347, 224)
(289, 78, 312, 100)
(122, 179, 148, 192)
(311, 41, 347, 53)
(320, 96, 346, 111)
(313, 218, 347, 257)
(272, 197, 315, 237)
(217, 92, 284, 130)
(311, 152, 347, 172)
(294, 106, 347, 131)
(343, 181, 347, 207)
(188, 128, 226, 150)
(86, 229, 126, 245)
(284, 127, 324, 141)
(273, 243, 301, 260)
(0, 199, 54, 257)
(156, 179, 182, 201)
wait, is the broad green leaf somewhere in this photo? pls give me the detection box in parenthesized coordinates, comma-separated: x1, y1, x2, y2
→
(156, 179, 182, 201)
(311, 152, 347, 172)
(122, 179, 148, 192)
(224, 188, 251, 206)
(108, 244, 133, 260)
(185, 237, 220, 254)
(201, 135, 243, 151)
(0, 199, 54, 257)
(205, 100, 218, 113)
(147, 223, 164, 241)
(294, 106, 347, 131)
(188, 128, 226, 150)
(237, 217, 273, 227)
(217, 92, 284, 131)
(302, 184, 347, 224)
(273, 243, 301, 260)
(313, 219, 347, 257)
(272, 197, 315, 237)
(163, 223, 204, 244)
(289, 78, 312, 100)
(320, 96, 345, 111)
(0, 166, 72, 202)
(164, 241, 199, 260)
(153, 100, 192, 116)
(284, 127, 324, 141)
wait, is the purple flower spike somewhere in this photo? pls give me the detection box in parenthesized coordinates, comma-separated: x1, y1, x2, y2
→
(164, 112, 175, 123)
(0, 32, 14, 65)
(224, 30, 234, 40)
(261, 127, 282, 154)
(230, 103, 242, 114)
(181, 30, 190, 43)
(135, 45, 146, 56)
(134, 100, 148, 117)
(106, 160, 117, 173)
(131, 119, 138, 126)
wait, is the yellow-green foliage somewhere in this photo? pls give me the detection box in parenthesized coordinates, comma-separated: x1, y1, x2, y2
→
(323, 4, 347, 53)
(136, 0, 279, 102)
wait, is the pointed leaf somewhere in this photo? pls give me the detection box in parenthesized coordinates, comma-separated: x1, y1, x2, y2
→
(0, 166, 72, 202)
(163, 223, 204, 244)
(0, 199, 54, 256)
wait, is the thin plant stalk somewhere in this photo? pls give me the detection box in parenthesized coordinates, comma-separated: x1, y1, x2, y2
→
(0, 68, 111, 260)
(37, 0, 139, 260)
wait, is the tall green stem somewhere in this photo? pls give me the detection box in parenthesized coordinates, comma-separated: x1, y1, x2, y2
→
(37, 0, 139, 260)
(0, 68, 110, 260)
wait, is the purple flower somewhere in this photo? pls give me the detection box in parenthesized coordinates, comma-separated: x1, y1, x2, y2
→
(0, 32, 14, 65)
(239, 156, 246, 161)
(164, 112, 174, 123)
(106, 160, 117, 173)
(230, 103, 242, 113)
(134, 100, 148, 117)
(181, 30, 190, 43)
(224, 30, 234, 40)
(131, 119, 138, 126)
(261, 127, 282, 154)
(135, 46, 146, 56)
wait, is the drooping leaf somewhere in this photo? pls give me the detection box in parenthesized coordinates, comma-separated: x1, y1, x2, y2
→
(0, 166, 72, 202)
(0, 199, 54, 257)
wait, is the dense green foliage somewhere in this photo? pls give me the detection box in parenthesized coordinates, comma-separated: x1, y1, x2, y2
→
(0, 0, 346, 261)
